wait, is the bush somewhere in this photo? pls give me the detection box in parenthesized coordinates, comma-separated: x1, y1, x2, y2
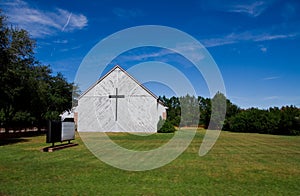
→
(157, 118, 176, 133)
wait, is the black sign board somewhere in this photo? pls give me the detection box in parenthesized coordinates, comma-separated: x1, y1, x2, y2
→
(46, 120, 62, 144)
(46, 119, 75, 145)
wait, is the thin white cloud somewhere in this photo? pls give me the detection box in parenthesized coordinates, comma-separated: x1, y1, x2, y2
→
(260, 47, 267, 52)
(202, 31, 298, 48)
(254, 33, 297, 41)
(227, 1, 271, 17)
(121, 50, 173, 61)
(59, 45, 81, 52)
(204, 0, 275, 17)
(201, 36, 237, 48)
(118, 42, 205, 63)
(263, 96, 280, 100)
(173, 42, 205, 62)
(0, 0, 26, 7)
(53, 39, 68, 44)
(262, 76, 281, 80)
(62, 13, 72, 32)
(0, 0, 88, 38)
(57, 9, 88, 31)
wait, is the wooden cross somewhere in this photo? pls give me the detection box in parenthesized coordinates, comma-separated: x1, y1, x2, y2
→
(109, 88, 125, 121)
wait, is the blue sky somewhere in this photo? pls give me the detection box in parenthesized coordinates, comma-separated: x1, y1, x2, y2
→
(1, 0, 300, 109)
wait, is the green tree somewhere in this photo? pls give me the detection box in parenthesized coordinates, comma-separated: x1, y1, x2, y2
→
(29, 66, 73, 129)
(29, 65, 52, 129)
(223, 98, 241, 130)
(209, 92, 227, 129)
(279, 106, 300, 135)
(0, 12, 35, 132)
(198, 96, 211, 128)
(157, 117, 176, 133)
(0, 11, 73, 132)
(72, 84, 82, 107)
(179, 94, 199, 127)
(45, 73, 73, 120)
(224, 106, 300, 135)
(159, 96, 181, 127)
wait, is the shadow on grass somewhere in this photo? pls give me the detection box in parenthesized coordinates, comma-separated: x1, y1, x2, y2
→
(0, 131, 46, 146)
(0, 138, 30, 146)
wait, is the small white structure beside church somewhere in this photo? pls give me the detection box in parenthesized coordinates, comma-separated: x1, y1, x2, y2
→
(77, 65, 167, 132)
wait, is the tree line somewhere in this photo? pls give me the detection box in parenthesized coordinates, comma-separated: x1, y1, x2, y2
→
(0, 12, 73, 132)
(159, 93, 300, 135)
(1, 11, 299, 135)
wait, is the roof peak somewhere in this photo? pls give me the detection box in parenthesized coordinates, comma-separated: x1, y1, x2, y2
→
(79, 64, 165, 106)
(112, 64, 122, 70)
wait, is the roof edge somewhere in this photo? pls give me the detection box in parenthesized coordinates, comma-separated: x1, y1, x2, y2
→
(78, 65, 165, 106)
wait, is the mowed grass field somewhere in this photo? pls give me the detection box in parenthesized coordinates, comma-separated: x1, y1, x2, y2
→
(0, 129, 300, 195)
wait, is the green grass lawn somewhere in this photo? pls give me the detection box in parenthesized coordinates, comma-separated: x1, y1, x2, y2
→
(0, 130, 300, 195)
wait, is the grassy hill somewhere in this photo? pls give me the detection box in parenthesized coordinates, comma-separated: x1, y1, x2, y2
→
(0, 129, 299, 195)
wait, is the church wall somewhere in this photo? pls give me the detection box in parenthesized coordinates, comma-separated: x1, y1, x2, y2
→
(77, 66, 166, 133)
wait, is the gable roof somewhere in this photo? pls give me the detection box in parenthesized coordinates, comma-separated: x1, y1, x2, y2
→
(79, 65, 165, 106)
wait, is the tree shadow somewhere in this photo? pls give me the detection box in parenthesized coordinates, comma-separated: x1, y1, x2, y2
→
(0, 131, 45, 146)
(0, 138, 30, 146)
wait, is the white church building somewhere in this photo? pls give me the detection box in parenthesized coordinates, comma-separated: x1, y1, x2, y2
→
(76, 65, 167, 133)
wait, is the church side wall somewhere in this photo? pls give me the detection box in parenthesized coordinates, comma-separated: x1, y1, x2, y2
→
(157, 104, 167, 121)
